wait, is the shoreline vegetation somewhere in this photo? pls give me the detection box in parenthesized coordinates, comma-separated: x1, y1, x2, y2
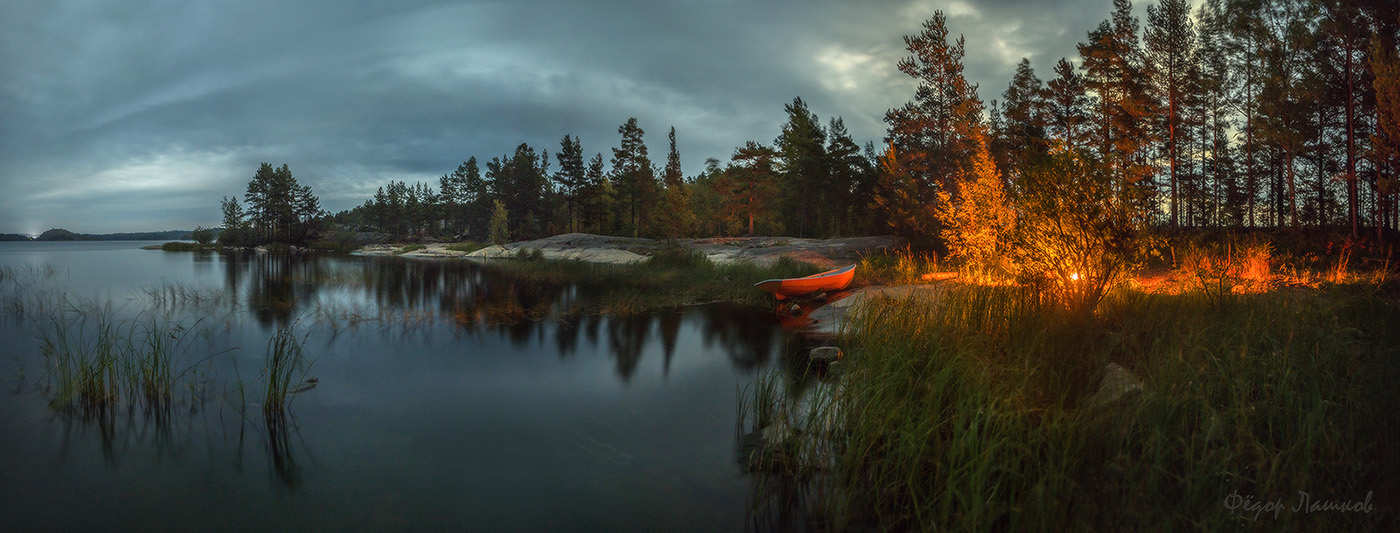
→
(33, 227, 1400, 528)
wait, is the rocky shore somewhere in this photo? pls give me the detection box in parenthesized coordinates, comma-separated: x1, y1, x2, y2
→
(352, 233, 901, 267)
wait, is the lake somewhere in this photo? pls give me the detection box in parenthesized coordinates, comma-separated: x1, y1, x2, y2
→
(0, 241, 813, 531)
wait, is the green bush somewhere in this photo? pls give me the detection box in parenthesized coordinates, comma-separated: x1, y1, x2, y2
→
(190, 226, 217, 245)
(645, 243, 711, 269)
(160, 241, 200, 252)
(309, 230, 360, 254)
(393, 243, 426, 255)
(218, 226, 258, 248)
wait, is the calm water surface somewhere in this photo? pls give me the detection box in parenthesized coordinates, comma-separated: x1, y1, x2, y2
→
(0, 241, 810, 530)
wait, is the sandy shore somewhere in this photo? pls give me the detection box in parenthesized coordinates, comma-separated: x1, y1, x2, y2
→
(352, 233, 901, 267)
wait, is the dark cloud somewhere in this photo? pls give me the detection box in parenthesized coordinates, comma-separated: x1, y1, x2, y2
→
(0, 0, 1140, 234)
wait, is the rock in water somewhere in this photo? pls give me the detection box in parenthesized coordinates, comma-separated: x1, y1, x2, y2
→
(809, 346, 842, 362)
(761, 418, 795, 446)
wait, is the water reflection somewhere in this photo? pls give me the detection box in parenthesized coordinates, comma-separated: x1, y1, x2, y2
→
(52, 402, 205, 468)
(4, 248, 836, 527)
(217, 255, 796, 381)
(263, 411, 304, 490)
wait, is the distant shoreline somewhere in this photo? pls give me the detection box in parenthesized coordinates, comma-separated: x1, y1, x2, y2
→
(1, 228, 192, 242)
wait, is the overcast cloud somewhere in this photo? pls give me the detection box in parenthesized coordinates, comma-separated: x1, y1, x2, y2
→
(2, 0, 1132, 234)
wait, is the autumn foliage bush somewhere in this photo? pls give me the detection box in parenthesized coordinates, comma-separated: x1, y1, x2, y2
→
(1008, 149, 1144, 314)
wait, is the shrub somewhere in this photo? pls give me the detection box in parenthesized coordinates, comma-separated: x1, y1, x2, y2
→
(160, 241, 199, 252)
(645, 243, 711, 269)
(1009, 148, 1143, 315)
(445, 242, 489, 254)
(218, 226, 258, 248)
(488, 200, 510, 244)
(1178, 237, 1273, 303)
(512, 248, 544, 261)
(308, 230, 360, 254)
(191, 226, 217, 245)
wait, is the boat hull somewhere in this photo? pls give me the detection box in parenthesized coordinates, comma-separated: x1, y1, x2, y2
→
(754, 265, 856, 300)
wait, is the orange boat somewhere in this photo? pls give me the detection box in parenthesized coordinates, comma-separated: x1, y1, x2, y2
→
(754, 264, 856, 300)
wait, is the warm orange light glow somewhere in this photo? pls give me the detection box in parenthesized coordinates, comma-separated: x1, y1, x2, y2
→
(1070, 272, 1080, 281)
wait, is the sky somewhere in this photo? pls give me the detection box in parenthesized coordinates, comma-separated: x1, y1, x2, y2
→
(1, 0, 1142, 235)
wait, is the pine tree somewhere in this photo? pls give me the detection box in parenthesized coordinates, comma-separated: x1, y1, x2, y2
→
(1318, 0, 1373, 236)
(718, 142, 780, 235)
(654, 126, 697, 237)
(243, 163, 318, 244)
(1197, 0, 1239, 226)
(883, 11, 987, 248)
(1078, 0, 1158, 219)
(1146, 0, 1196, 228)
(553, 135, 587, 233)
(663, 126, 683, 189)
(610, 118, 656, 237)
(1046, 58, 1089, 151)
(1000, 58, 1049, 180)
(1226, 0, 1269, 227)
(440, 158, 476, 236)
(1372, 31, 1400, 239)
(1256, 0, 1316, 228)
(827, 117, 874, 235)
(885, 11, 985, 205)
(775, 97, 829, 236)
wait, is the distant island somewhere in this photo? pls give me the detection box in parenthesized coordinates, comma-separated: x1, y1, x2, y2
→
(17, 228, 194, 241)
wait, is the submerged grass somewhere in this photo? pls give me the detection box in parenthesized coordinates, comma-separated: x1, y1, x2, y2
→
(143, 282, 239, 310)
(745, 283, 1400, 529)
(40, 305, 217, 413)
(262, 324, 312, 415)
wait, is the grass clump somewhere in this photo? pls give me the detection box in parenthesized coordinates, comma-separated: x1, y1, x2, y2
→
(262, 324, 313, 415)
(143, 282, 237, 309)
(393, 243, 426, 255)
(745, 284, 1400, 530)
(446, 241, 489, 254)
(160, 241, 219, 252)
(857, 246, 941, 285)
(40, 307, 214, 412)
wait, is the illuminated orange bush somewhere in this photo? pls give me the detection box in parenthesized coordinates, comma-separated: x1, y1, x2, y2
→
(1007, 148, 1142, 314)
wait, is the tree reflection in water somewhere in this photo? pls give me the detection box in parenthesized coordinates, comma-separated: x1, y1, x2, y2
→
(218, 255, 796, 381)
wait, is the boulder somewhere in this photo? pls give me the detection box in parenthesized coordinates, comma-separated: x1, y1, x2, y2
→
(1090, 362, 1143, 407)
(809, 346, 843, 362)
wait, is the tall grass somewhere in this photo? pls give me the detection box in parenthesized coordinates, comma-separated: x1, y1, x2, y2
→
(856, 246, 941, 285)
(40, 306, 215, 413)
(262, 324, 312, 415)
(744, 283, 1400, 529)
